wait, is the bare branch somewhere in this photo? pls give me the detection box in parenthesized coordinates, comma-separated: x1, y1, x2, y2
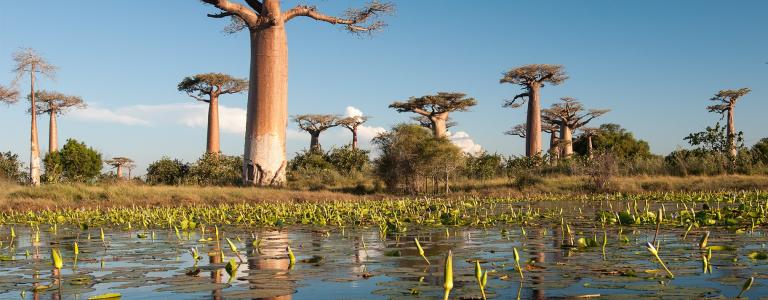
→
(202, 0, 260, 32)
(12, 48, 57, 84)
(283, 1, 394, 34)
(504, 123, 527, 138)
(26, 90, 86, 115)
(293, 114, 340, 134)
(0, 84, 19, 105)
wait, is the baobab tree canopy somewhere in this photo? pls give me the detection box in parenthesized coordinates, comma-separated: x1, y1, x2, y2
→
(542, 97, 609, 129)
(390, 92, 476, 138)
(177, 73, 248, 101)
(28, 90, 86, 115)
(0, 85, 19, 104)
(505, 123, 527, 138)
(293, 114, 340, 151)
(707, 88, 751, 114)
(500, 64, 568, 107)
(105, 157, 134, 167)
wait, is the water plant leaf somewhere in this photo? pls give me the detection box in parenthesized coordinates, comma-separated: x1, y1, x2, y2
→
(87, 293, 121, 300)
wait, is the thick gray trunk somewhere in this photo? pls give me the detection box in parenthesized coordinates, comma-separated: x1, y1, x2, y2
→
(526, 84, 542, 157)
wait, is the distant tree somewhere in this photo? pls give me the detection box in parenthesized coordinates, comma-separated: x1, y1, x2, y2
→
(505, 123, 527, 138)
(390, 92, 476, 138)
(573, 124, 651, 158)
(413, 115, 457, 132)
(752, 138, 768, 165)
(0, 84, 19, 104)
(337, 116, 369, 150)
(500, 64, 568, 157)
(57, 139, 102, 182)
(178, 73, 248, 154)
(12, 48, 57, 186)
(29, 90, 86, 153)
(578, 127, 601, 159)
(684, 122, 743, 154)
(542, 97, 609, 157)
(200, 0, 394, 186)
(505, 122, 560, 159)
(104, 157, 134, 179)
(0, 151, 25, 183)
(146, 157, 189, 185)
(464, 152, 504, 181)
(42, 151, 63, 183)
(707, 88, 751, 158)
(293, 114, 340, 152)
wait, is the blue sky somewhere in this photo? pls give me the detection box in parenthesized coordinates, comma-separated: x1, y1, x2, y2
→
(1, 1, 766, 175)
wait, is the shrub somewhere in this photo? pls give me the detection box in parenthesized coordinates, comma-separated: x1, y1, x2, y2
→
(0, 151, 26, 183)
(146, 157, 189, 185)
(324, 145, 370, 175)
(43, 139, 102, 183)
(188, 153, 242, 186)
(464, 152, 504, 180)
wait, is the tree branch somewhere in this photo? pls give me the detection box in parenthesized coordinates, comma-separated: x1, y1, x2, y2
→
(202, 0, 260, 27)
(283, 2, 393, 33)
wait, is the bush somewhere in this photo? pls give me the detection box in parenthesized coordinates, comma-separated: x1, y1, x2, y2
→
(146, 157, 189, 185)
(0, 151, 26, 183)
(188, 153, 242, 186)
(325, 145, 370, 175)
(464, 152, 504, 180)
(43, 139, 102, 183)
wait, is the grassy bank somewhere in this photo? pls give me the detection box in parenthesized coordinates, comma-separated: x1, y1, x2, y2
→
(2, 174, 768, 211)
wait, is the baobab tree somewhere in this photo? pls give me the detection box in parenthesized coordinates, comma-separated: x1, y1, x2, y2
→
(579, 127, 600, 159)
(0, 84, 19, 104)
(506, 122, 561, 159)
(542, 97, 609, 157)
(337, 115, 369, 150)
(501, 64, 568, 157)
(504, 123, 527, 139)
(293, 114, 340, 152)
(12, 48, 57, 187)
(105, 157, 134, 179)
(413, 115, 457, 133)
(389, 92, 477, 138)
(707, 88, 751, 158)
(178, 73, 248, 154)
(200, 0, 394, 186)
(30, 91, 86, 153)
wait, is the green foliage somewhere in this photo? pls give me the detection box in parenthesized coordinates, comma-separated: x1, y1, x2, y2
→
(373, 124, 465, 193)
(753, 138, 768, 165)
(684, 122, 743, 154)
(44, 139, 102, 183)
(146, 157, 189, 185)
(573, 124, 651, 158)
(325, 145, 370, 175)
(289, 149, 334, 172)
(463, 152, 504, 180)
(188, 153, 242, 186)
(0, 151, 25, 183)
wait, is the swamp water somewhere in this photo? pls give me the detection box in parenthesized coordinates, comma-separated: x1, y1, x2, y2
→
(0, 199, 766, 299)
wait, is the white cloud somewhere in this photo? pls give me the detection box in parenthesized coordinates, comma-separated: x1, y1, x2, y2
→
(344, 106, 386, 144)
(345, 106, 364, 118)
(71, 106, 150, 126)
(448, 131, 483, 155)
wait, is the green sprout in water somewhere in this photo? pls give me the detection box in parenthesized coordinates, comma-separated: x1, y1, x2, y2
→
(474, 260, 487, 300)
(443, 250, 453, 300)
(287, 246, 296, 268)
(414, 238, 430, 265)
(513, 247, 524, 280)
(226, 238, 244, 263)
(225, 258, 238, 283)
(645, 242, 673, 278)
(699, 231, 709, 249)
(737, 277, 753, 298)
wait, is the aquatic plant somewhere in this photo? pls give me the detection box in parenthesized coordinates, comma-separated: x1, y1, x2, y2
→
(513, 247, 523, 280)
(443, 250, 453, 300)
(645, 242, 673, 278)
(414, 238, 430, 265)
(737, 277, 753, 298)
(474, 260, 487, 300)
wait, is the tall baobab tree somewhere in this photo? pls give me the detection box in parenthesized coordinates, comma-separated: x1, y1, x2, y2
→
(542, 97, 609, 157)
(389, 92, 477, 138)
(200, 0, 394, 186)
(12, 48, 57, 187)
(501, 64, 568, 157)
(105, 157, 134, 179)
(707, 88, 751, 158)
(579, 127, 600, 159)
(30, 91, 86, 153)
(337, 115, 369, 150)
(0, 84, 19, 104)
(178, 73, 248, 154)
(293, 114, 340, 152)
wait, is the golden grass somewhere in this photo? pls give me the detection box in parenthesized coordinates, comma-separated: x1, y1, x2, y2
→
(2, 174, 767, 211)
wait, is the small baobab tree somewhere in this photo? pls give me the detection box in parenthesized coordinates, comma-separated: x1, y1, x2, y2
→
(504, 123, 527, 139)
(501, 64, 568, 157)
(542, 97, 609, 157)
(30, 91, 86, 153)
(579, 127, 600, 159)
(200, 0, 394, 186)
(105, 157, 134, 179)
(389, 92, 477, 138)
(178, 73, 248, 155)
(0, 84, 19, 104)
(293, 114, 340, 152)
(12, 48, 58, 186)
(707, 88, 751, 158)
(337, 115, 369, 150)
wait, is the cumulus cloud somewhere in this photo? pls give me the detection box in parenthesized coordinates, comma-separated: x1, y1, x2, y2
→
(448, 131, 483, 155)
(345, 106, 364, 118)
(70, 106, 151, 126)
(344, 106, 386, 142)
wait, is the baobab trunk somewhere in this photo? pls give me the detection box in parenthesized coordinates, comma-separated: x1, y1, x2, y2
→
(310, 133, 320, 152)
(243, 22, 289, 186)
(431, 115, 448, 138)
(29, 67, 41, 187)
(207, 95, 220, 154)
(587, 135, 594, 159)
(351, 128, 358, 150)
(48, 112, 57, 153)
(526, 84, 542, 157)
(727, 107, 736, 158)
(116, 164, 123, 179)
(549, 130, 558, 159)
(560, 125, 573, 157)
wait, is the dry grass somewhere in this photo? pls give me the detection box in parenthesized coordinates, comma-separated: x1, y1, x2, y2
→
(2, 174, 768, 211)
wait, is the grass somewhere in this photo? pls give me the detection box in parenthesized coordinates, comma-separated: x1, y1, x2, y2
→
(1, 174, 768, 211)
